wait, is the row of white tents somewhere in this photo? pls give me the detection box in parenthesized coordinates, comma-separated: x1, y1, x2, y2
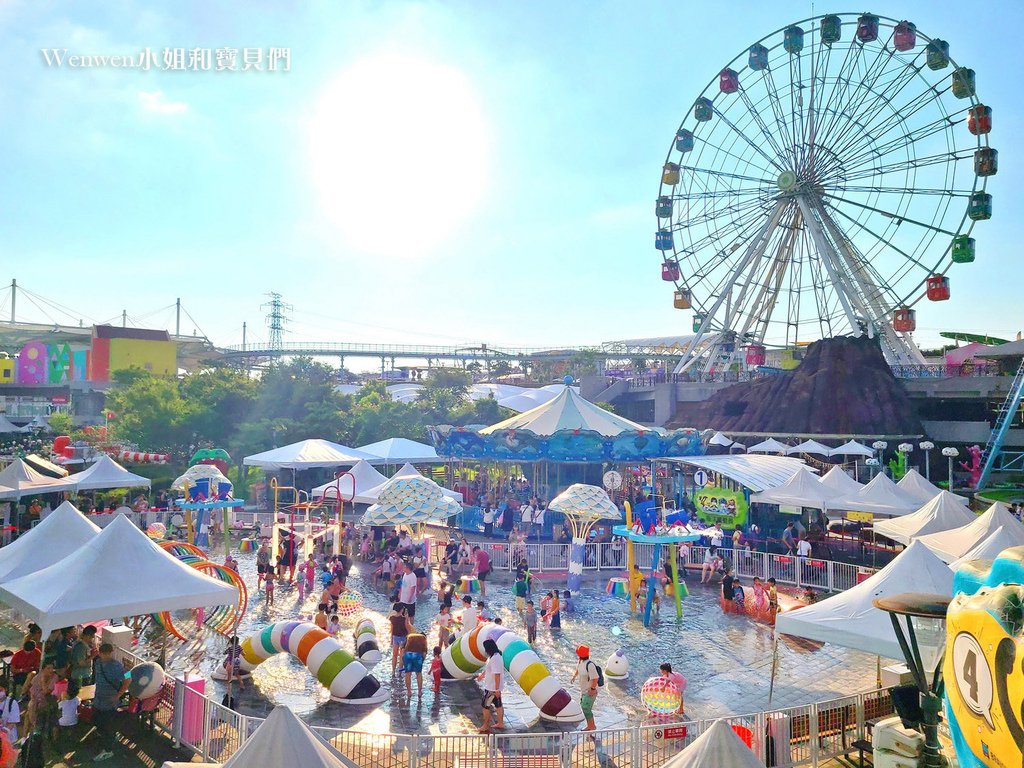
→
(750, 464, 959, 518)
(0, 454, 152, 500)
(709, 433, 877, 458)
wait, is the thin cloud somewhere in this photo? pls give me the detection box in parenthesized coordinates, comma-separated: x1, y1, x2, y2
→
(138, 90, 188, 115)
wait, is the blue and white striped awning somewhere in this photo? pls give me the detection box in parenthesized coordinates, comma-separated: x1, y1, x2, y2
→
(661, 455, 812, 492)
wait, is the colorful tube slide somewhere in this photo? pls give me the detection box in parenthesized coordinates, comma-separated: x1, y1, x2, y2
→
(440, 622, 583, 722)
(353, 618, 381, 667)
(239, 621, 386, 704)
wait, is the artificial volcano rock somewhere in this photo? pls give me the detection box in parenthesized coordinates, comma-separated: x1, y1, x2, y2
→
(669, 336, 924, 435)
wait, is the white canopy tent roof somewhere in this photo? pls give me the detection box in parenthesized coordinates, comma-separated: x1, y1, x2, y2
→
(786, 439, 833, 456)
(917, 502, 1024, 562)
(661, 718, 766, 768)
(828, 440, 874, 457)
(361, 476, 460, 527)
(818, 466, 864, 496)
(360, 463, 463, 504)
(479, 386, 649, 437)
(949, 526, 1023, 570)
(0, 415, 31, 434)
(0, 501, 100, 584)
(896, 469, 955, 506)
(0, 458, 78, 499)
(746, 437, 789, 454)
(243, 439, 380, 470)
(72, 454, 152, 491)
(871, 491, 976, 546)
(775, 540, 953, 660)
(750, 466, 837, 510)
(354, 438, 440, 465)
(311, 460, 388, 500)
(0, 514, 237, 634)
(665, 455, 811, 493)
(220, 706, 357, 768)
(831, 472, 920, 517)
(708, 431, 734, 447)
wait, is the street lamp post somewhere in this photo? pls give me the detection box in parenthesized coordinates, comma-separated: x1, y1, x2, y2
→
(919, 441, 935, 480)
(871, 441, 888, 478)
(873, 593, 952, 768)
(942, 447, 959, 490)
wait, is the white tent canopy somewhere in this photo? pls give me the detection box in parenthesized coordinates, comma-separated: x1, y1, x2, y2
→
(708, 431, 734, 447)
(896, 468, 955, 506)
(750, 466, 837, 511)
(661, 718, 766, 768)
(0, 501, 100, 584)
(775, 540, 953, 660)
(311, 460, 388, 500)
(746, 437, 789, 454)
(243, 439, 380, 470)
(220, 706, 357, 768)
(949, 526, 1023, 570)
(479, 386, 649, 437)
(0, 415, 31, 434)
(786, 439, 833, 456)
(666, 455, 811, 493)
(0, 458, 78, 499)
(917, 502, 1024, 562)
(0, 514, 237, 634)
(871, 491, 976, 546)
(818, 466, 863, 496)
(829, 440, 874, 457)
(354, 438, 439, 465)
(831, 472, 920, 517)
(72, 454, 152, 491)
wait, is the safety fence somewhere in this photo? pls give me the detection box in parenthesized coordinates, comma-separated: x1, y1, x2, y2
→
(117, 645, 895, 768)
(433, 540, 869, 594)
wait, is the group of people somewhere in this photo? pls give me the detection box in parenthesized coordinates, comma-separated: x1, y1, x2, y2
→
(1, 623, 135, 762)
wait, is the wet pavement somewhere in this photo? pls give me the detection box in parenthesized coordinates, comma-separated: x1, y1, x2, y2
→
(163, 552, 878, 734)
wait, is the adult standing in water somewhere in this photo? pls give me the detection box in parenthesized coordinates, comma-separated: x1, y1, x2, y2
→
(571, 645, 600, 732)
(476, 638, 505, 733)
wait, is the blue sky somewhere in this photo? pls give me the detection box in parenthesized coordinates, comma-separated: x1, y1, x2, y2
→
(0, 0, 1020, 354)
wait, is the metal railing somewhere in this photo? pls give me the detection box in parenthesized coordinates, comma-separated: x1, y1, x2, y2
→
(155, 683, 895, 767)
(433, 540, 871, 593)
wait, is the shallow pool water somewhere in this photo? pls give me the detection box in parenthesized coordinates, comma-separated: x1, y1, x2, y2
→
(171, 552, 878, 734)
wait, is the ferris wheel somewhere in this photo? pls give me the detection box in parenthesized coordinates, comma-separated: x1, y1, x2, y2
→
(656, 13, 996, 374)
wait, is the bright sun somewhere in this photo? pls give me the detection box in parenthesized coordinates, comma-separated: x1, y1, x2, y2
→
(308, 53, 489, 258)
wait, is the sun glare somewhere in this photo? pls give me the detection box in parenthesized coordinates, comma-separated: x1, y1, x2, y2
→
(308, 53, 489, 258)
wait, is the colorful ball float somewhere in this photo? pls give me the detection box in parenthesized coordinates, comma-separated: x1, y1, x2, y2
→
(640, 675, 682, 715)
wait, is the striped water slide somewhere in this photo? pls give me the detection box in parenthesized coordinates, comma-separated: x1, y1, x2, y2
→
(239, 621, 386, 704)
(440, 622, 583, 722)
(353, 617, 381, 667)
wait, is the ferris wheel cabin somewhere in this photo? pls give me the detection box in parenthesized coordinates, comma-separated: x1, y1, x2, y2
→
(926, 39, 950, 70)
(784, 26, 804, 54)
(820, 15, 842, 45)
(661, 261, 680, 282)
(926, 275, 951, 302)
(893, 307, 917, 333)
(656, 196, 673, 218)
(662, 163, 680, 185)
(968, 105, 992, 135)
(856, 14, 880, 43)
(952, 235, 976, 264)
(673, 290, 692, 310)
(694, 97, 713, 122)
(692, 314, 705, 333)
(975, 148, 997, 176)
(745, 344, 766, 367)
(968, 192, 992, 221)
(675, 129, 694, 153)
(893, 21, 917, 51)
(656, 229, 674, 251)
(952, 67, 976, 99)
(748, 44, 769, 70)
(719, 68, 739, 94)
